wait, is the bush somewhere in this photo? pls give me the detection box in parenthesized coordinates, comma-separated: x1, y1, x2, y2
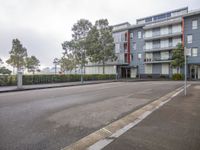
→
(0, 74, 115, 86)
(172, 73, 184, 80)
(0, 75, 17, 86)
(147, 74, 152, 78)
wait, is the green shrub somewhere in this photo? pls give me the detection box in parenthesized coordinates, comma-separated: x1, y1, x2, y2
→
(147, 74, 152, 78)
(172, 73, 184, 80)
(0, 74, 115, 86)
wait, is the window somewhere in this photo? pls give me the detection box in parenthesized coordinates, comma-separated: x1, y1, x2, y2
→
(133, 42, 136, 50)
(145, 42, 152, 50)
(192, 48, 198, 56)
(145, 30, 152, 38)
(138, 53, 142, 59)
(115, 44, 120, 53)
(131, 54, 134, 61)
(138, 31, 142, 39)
(161, 51, 169, 60)
(161, 39, 169, 48)
(172, 37, 181, 47)
(145, 17, 152, 23)
(160, 27, 168, 35)
(130, 33, 133, 39)
(187, 35, 192, 44)
(192, 20, 198, 29)
(172, 24, 181, 33)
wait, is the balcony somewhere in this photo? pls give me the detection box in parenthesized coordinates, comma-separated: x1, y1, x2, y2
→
(144, 31, 182, 41)
(144, 45, 177, 52)
(144, 57, 172, 64)
(143, 17, 182, 30)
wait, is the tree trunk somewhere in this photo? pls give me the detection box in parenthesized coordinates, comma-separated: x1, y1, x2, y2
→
(102, 60, 105, 74)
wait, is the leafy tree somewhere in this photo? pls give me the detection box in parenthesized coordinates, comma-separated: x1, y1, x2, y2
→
(62, 19, 92, 79)
(171, 43, 184, 73)
(0, 58, 3, 66)
(86, 19, 116, 74)
(0, 67, 12, 75)
(6, 39, 27, 72)
(59, 54, 76, 73)
(25, 56, 40, 74)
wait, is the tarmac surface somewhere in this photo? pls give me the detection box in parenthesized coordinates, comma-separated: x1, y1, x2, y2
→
(0, 81, 182, 150)
(103, 84, 200, 150)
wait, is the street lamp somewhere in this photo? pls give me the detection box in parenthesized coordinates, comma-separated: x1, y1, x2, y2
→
(53, 58, 59, 75)
(184, 47, 191, 96)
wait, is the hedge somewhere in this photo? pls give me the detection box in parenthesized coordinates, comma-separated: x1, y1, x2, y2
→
(0, 74, 115, 86)
(172, 73, 184, 80)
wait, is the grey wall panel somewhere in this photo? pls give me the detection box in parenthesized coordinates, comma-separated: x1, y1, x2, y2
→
(184, 14, 200, 64)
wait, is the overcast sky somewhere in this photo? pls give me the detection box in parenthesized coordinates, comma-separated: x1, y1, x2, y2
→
(0, 0, 200, 68)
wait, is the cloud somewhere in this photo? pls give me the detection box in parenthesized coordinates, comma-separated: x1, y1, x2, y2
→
(0, 0, 200, 67)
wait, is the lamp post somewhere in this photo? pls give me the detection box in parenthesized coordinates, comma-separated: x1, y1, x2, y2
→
(53, 58, 59, 75)
(184, 47, 191, 96)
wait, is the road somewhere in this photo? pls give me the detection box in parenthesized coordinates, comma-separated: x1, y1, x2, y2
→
(0, 81, 182, 150)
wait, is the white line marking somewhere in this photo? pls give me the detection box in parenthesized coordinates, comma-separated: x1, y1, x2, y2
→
(87, 86, 187, 150)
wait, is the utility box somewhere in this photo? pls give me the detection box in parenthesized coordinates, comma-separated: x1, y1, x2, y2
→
(17, 71, 23, 89)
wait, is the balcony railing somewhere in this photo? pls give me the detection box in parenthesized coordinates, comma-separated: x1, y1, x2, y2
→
(144, 31, 182, 41)
(144, 45, 177, 52)
(144, 57, 172, 63)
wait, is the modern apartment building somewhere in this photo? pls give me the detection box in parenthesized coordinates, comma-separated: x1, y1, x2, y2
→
(85, 7, 200, 80)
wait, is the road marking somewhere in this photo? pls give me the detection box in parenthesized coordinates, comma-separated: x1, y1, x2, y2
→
(61, 85, 191, 150)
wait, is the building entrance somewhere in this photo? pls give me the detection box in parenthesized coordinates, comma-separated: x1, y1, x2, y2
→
(190, 65, 200, 80)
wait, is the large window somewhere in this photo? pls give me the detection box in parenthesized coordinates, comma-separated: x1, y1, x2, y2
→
(161, 39, 169, 48)
(172, 24, 181, 33)
(192, 48, 198, 56)
(145, 42, 153, 50)
(187, 35, 192, 44)
(192, 20, 198, 29)
(161, 51, 169, 60)
(160, 27, 168, 35)
(138, 31, 142, 39)
(172, 38, 181, 47)
(130, 33, 133, 39)
(145, 30, 152, 38)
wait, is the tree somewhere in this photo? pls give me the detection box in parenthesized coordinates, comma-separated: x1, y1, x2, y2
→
(0, 67, 12, 75)
(171, 43, 184, 73)
(86, 19, 116, 74)
(59, 54, 76, 73)
(62, 19, 92, 79)
(6, 39, 27, 72)
(25, 56, 40, 74)
(0, 58, 3, 66)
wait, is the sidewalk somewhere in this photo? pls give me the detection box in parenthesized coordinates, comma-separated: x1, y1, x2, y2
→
(103, 84, 200, 150)
(0, 80, 116, 93)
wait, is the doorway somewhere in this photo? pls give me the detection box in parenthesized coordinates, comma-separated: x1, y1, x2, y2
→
(190, 65, 199, 80)
(121, 67, 130, 78)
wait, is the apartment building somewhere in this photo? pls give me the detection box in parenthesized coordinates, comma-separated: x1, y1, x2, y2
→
(85, 7, 200, 80)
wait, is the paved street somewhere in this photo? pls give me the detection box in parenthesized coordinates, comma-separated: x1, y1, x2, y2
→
(102, 84, 200, 150)
(0, 81, 182, 150)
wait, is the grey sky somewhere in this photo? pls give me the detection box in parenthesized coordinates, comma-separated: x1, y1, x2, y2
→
(0, 0, 200, 68)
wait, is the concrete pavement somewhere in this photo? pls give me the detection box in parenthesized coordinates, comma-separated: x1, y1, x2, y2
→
(102, 84, 200, 150)
(0, 80, 116, 93)
(0, 81, 182, 150)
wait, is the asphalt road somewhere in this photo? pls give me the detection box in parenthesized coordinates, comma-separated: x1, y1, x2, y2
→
(0, 81, 182, 150)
